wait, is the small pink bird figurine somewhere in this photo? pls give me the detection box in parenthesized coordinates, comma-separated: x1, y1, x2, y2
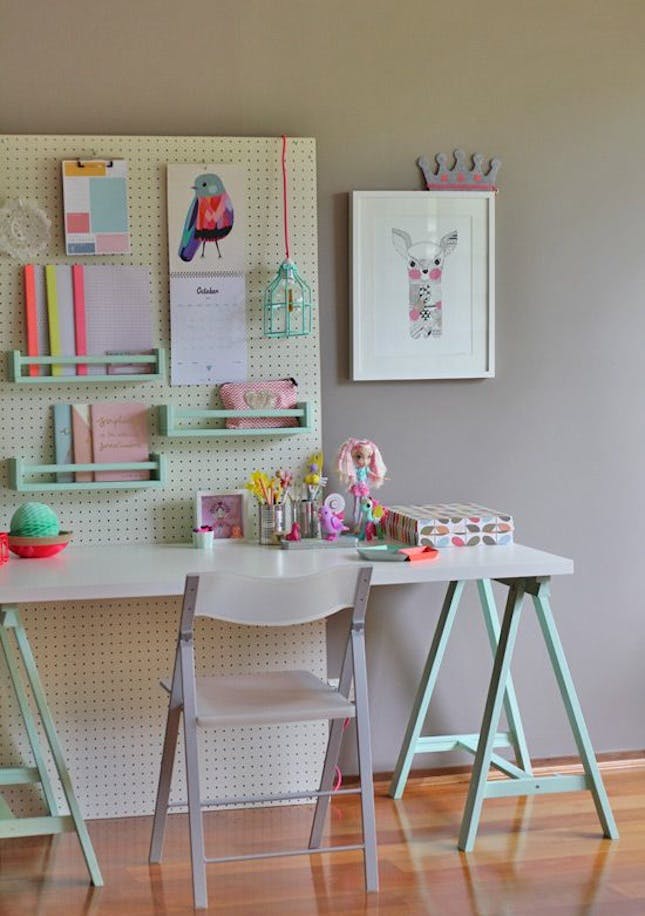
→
(319, 505, 349, 541)
(285, 521, 301, 542)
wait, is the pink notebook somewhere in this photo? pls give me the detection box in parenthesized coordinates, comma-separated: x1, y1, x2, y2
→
(91, 402, 150, 481)
(24, 265, 50, 377)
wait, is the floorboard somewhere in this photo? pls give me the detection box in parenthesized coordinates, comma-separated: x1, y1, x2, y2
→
(1, 766, 644, 914)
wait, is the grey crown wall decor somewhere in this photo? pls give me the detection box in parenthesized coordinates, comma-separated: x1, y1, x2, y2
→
(417, 149, 502, 191)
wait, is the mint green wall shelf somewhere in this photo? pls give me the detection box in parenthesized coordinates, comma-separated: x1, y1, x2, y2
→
(158, 402, 312, 438)
(8, 454, 166, 492)
(8, 349, 166, 383)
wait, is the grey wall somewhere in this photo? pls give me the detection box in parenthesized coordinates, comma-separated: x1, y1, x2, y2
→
(2, 0, 644, 772)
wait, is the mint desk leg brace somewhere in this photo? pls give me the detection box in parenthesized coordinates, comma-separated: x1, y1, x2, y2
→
(0, 622, 59, 818)
(531, 581, 618, 840)
(477, 579, 532, 775)
(0, 606, 103, 887)
(458, 582, 526, 851)
(389, 579, 531, 799)
(389, 580, 465, 799)
(458, 578, 618, 852)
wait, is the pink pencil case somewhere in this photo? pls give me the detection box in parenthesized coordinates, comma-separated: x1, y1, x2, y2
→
(219, 378, 299, 428)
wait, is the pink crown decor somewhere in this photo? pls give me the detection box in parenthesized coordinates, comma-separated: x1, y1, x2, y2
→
(417, 149, 502, 191)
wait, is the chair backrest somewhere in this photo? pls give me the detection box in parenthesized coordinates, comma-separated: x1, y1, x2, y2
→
(180, 565, 372, 632)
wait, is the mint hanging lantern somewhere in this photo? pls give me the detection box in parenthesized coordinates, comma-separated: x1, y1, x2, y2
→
(263, 136, 313, 338)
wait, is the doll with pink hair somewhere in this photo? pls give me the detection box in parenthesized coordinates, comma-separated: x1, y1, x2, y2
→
(336, 438, 387, 531)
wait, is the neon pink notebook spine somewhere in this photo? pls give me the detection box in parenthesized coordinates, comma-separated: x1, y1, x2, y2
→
(23, 265, 40, 377)
(72, 265, 88, 375)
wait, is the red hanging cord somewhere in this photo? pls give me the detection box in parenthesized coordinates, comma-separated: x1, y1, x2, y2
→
(281, 134, 290, 260)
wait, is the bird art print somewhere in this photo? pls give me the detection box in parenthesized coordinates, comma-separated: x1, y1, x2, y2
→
(166, 164, 246, 273)
(179, 172, 234, 262)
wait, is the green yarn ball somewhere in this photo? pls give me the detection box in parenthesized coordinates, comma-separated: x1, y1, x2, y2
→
(10, 502, 60, 537)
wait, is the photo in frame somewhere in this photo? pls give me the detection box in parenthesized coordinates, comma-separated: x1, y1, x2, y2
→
(195, 490, 248, 540)
(350, 191, 495, 380)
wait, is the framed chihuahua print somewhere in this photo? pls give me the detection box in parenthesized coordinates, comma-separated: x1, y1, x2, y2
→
(350, 190, 495, 380)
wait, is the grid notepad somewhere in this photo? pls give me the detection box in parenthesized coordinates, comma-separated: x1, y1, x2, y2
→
(83, 266, 153, 374)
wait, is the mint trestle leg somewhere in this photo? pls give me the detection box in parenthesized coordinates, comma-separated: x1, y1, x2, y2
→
(0, 621, 59, 817)
(389, 578, 531, 801)
(389, 580, 465, 799)
(458, 582, 526, 852)
(0, 606, 103, 887)
(531, 582, 618, 839)
(477, 579, 532, 775)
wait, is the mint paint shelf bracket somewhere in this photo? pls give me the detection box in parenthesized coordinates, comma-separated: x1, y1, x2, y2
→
(8, 454, 167, 492)
(8, 348, 167, 383)
(158, 402, 312, 437)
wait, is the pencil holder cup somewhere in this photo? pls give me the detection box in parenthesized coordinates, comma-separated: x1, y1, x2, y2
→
(296, 499, 321, 539)
(192, 529, 214, 549)
(258, 504, 285, 545)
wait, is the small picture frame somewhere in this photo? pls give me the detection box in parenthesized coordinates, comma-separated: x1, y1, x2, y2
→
(195, 490, 248, 541)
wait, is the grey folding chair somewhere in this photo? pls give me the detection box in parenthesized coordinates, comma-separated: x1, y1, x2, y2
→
(149, 565, 377, 910)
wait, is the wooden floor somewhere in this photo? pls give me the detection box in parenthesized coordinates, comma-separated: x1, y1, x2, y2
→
(1, 765, 644, 915)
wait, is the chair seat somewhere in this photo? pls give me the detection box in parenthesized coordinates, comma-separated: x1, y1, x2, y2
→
(162, 669, 356, 727)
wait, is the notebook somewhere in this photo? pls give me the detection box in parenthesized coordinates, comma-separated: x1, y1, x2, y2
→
(91, 402, 150, 481)
(71, 404, 93, 482)
(24, 265, 153, 376)
(53, 404, 74, 483)
(23, 265, 49, 376)
(72, 264, 88, 375)
(83, 266, 153, 375)
(45, 266, 76, 376)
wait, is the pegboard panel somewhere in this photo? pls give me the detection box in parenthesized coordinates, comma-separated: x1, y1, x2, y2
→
(0, 603, 328, 820)
(0, 134, 321, 543)
(0, 135, 327, 820)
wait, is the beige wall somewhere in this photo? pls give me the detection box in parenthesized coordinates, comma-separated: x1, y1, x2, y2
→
(2, 0, 644, 771)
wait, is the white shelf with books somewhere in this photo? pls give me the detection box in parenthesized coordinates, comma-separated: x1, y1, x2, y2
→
(8, 455, 166, 492)
(8, 348, 166, 383)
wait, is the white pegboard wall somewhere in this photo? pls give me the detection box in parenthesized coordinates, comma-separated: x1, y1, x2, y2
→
(0, 135, 327, 820)
(0, 134, 321, 544)
(0, 602, 327, 820)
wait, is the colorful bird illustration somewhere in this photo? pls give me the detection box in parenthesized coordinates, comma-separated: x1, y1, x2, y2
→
(179, 173, 234, 262)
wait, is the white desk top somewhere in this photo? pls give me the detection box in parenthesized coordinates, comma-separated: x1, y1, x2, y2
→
(0, 542, 573, 605)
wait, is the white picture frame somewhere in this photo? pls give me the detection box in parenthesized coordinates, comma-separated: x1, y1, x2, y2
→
(195, 490, 248, 541)
(351, 190, 495, 380)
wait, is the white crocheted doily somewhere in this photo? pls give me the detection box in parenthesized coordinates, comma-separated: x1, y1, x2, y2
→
(0, 198, 51, 260)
